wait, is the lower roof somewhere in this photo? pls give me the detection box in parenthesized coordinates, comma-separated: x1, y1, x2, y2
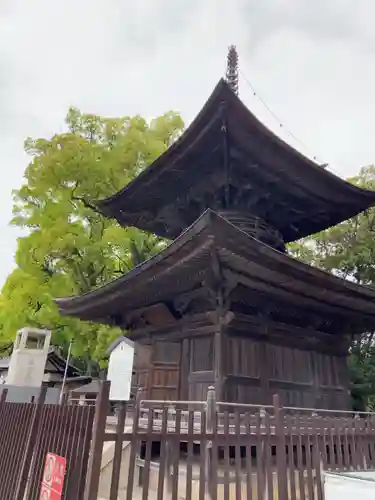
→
(55, 210, 375, 332)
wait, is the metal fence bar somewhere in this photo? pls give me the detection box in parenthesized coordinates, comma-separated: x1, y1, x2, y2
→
(14, 385, 47, 500)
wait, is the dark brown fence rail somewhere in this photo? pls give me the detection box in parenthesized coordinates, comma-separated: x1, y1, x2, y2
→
(0, 381, 374, 499)
(0, 391, 36, 499)
(26, 402, 95, 499)
(0, 387, 95, 500)
(86, 383, 375, 500)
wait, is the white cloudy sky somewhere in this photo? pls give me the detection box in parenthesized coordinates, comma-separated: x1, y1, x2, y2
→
(0, 0, 374, 287)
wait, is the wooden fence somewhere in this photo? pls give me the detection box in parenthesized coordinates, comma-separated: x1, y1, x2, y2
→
(0, 386, 95, 499)
(85, 382, 375, 500)
(1, 381, 374, 499)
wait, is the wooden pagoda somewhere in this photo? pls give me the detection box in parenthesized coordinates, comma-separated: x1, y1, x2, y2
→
(56, 50, 375, 410)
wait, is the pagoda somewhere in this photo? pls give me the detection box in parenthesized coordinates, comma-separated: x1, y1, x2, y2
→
(56, 47, 375, 410)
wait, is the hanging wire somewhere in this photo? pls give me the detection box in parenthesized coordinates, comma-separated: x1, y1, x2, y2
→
(239, 69, 328, 167)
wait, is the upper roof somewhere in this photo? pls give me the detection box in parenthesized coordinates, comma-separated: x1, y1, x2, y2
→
(96, 79, 375, 242)
(55, 210, 375, 335)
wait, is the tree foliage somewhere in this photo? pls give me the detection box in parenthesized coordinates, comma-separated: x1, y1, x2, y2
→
(291, 166, 375, 409)
(0, 108, 184, 372)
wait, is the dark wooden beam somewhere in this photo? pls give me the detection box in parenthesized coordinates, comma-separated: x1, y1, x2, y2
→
(227, 288, 352, 335)
(221, 262, 375, 324)
(226, 312, 349, 355)
(211, 247, 225, 399)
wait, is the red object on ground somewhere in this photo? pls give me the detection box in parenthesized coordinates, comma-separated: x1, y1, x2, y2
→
(39, 452, 66, 500)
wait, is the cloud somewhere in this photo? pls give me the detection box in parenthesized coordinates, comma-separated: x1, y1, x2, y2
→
(0, 0, 375, 287)
(240, 0, 375, 51)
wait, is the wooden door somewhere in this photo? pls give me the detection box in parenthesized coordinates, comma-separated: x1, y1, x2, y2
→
(150, 342, 180, 400)
(132, 342, 181, 401)
(131, 344, 152, 397)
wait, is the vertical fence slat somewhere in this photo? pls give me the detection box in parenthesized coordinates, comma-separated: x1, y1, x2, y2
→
(1, 402, 22, 496)
(109, 401, 127, 500)
(223, 410, 230, 500)
(342, 419, 350, 469)
(14, 404, 34, 494)
(0, 391, 10, 482)
(353, 416, 362, 469)
(185, 410, 194, 500)
(321, 417, 328, 470)
(68, 400, 89, 495)
(256, 411, 265, 500)
(199, 409, 207, 500)
(77, 405, 96, 499)
(14, 385, 47, 500)
(206, 386, 217, 500)
(142, 407, 154, 500)
(286, 414, 296, 500)
(210, 408, 218, 500)
(364, 417, 371, 468)
(171, 408, 181, 500)
(245, 412, 253, 500)
(125, 389, 142, 500)
(25, 403, 50, 497)
(264, 410, 274, 500)
(2, 404, 23, 496)
(369, 418, 375, 468)
(83, 381, 110, 500)
(234, 410, 242, 500)
(66, 404, 86, 495)
(305, 431, 314, 500)
(312, 415, 324, 500)
(296, 414, 306, 500)
(334, 418, 343, 470)
(156, 406, 168, 500)
(273, 395, 288, 500)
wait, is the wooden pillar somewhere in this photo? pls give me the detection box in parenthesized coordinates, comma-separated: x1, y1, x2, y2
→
(259, 342, 270, 404)
(180, 338, 190, 400)
(310, 351, 322, 408)
(146, 343, 154, 400)
(214, 329, 223, 400)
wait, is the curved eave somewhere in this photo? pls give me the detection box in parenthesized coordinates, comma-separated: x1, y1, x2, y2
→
(96, 79, 375, 237)
(55, 210, 375, 329)
(55, 210, 216, 320)
(96, 80, 227, 213)
(48, 349, 81, 377)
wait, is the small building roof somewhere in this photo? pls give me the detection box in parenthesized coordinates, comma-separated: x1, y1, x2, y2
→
(96, 79, 375, 242)
(107, 335, 134, 355)
(72, 379, 102, 395)
(55, 210, 375, 335)
(0, 346, 82, 377)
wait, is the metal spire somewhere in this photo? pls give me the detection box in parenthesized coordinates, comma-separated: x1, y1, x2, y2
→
(225, 45, 239, 96)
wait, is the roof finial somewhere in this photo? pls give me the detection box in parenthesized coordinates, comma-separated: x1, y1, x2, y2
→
(226, 45, 239, 96)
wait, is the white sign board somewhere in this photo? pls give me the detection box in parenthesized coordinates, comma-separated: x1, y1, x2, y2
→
(107, 340, 134, 401)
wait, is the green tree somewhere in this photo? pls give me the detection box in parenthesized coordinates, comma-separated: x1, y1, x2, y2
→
(290, 165, 375, 409)
(0, 108, 184, 372)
